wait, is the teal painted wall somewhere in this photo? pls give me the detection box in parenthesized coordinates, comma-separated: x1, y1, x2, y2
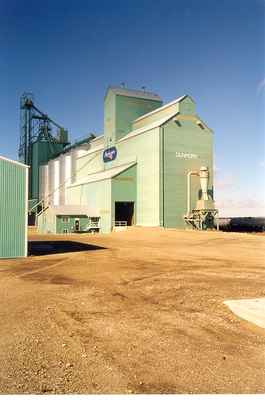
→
(115, 95, 162, 141)
(72, 126, 161, 231)
(38, 213, 89, 234)
(132, 95, 195, 131)
(104, 88, 162, 145)
(56, 215, 88, 233)
(178, 96, 196, 115)
(0, 158, 28, 258)
(66, 165, 137, 232)
(105, 128, 161, 227)
(66, 179, 112, 233)
(160, 116, 213, 228)
(104, 90, 116, 148)
(111, 164, 137, 223)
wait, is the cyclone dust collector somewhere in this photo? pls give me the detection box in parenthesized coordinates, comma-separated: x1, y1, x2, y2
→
(184, 166, 219, 230)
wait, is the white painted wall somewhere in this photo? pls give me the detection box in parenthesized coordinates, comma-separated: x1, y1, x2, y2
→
(59, 155, 65, 205)
(53, 159, 60, 206)
(39, 165, 49, 205)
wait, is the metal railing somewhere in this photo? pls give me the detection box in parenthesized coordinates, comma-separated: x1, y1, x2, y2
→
(114, 221, 128, 227)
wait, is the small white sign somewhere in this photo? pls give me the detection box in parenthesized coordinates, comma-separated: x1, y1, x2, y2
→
(176, 152, 199, 159)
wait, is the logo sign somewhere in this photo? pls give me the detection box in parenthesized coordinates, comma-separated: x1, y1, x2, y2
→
(176, 152, 199, 159)
(103, 146, 117, 162)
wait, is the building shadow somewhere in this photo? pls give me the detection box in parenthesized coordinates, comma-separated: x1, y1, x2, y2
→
(28, 241, 106, 256)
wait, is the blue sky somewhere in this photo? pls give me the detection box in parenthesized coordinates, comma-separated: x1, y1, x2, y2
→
(1, 0, 264, 216)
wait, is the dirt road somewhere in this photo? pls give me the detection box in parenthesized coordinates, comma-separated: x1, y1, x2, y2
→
(0, 228, 264, 394)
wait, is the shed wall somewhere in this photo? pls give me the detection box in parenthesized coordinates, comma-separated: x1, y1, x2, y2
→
(66, 179, 111, 233)
(0, 158, 28, 258)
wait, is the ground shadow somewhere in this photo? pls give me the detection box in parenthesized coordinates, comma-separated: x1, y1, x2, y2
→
(28, 241, 106, 256)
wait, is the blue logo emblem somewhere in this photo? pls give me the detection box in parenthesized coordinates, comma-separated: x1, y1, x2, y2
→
(103, 147, 117, 162)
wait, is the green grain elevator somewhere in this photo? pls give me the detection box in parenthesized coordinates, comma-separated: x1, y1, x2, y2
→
(0, 156, 29, 258)
(19, 93, 69, 211)
(37, 86, 218, 234)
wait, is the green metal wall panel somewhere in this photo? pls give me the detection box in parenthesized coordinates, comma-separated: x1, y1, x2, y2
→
(115, 95, 162, 141)
(132, 95, 196, 131)
(105, 128, 161, 227)
(104, 89, 116, 147)
(104, 88, 162, 144)
(132, 103, 176, 130)
(38, 212, 89, 234)
(66, 179, 112, 233)
(178, 97, 196, 115)
(70, 127, 160, 232)
(0, 158, 28, 258)
(56, 216, 88, 233)
(160, 118, 213, 228)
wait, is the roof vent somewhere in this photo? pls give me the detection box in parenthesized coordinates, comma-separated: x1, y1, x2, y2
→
(197, 121, 205, 130)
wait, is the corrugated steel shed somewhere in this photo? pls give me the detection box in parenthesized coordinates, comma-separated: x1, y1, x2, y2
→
(0, 156, 29, 258)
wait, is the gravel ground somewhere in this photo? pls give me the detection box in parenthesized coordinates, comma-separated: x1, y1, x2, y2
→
(0, 227, 264, 394)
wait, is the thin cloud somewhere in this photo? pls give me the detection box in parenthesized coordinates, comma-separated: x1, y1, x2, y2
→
(215, 198, 265, 218)
(257, 78, 265, 95)
(214, 172, 236, 190)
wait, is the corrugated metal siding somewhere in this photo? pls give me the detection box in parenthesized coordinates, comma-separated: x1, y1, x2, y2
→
(56, 216, 88, 233)
(132, 101, 179, 131)
(104, 88, 162, 145)
(68, 127, 161, 232)
(0, 158, 27, 258)
(115, 95, 162, 141)
(66, 179, 111, 233)
(161, 117, 213, 228)
(107, 127, 160, 227)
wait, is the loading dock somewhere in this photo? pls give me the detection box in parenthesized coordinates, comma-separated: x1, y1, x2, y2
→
(115, 201, 135, 226)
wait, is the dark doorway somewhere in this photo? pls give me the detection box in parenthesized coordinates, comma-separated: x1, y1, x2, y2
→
(75, 219, 80, 231)
(115, 202, 134, 226)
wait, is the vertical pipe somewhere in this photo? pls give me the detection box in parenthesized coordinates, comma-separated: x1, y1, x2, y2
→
(199, 166, 209, 201)
(187, 172, 191, 216)
(186, 171, 199, 216)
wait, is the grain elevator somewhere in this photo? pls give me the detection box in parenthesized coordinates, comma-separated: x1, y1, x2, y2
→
(35, 86, 218, 233)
